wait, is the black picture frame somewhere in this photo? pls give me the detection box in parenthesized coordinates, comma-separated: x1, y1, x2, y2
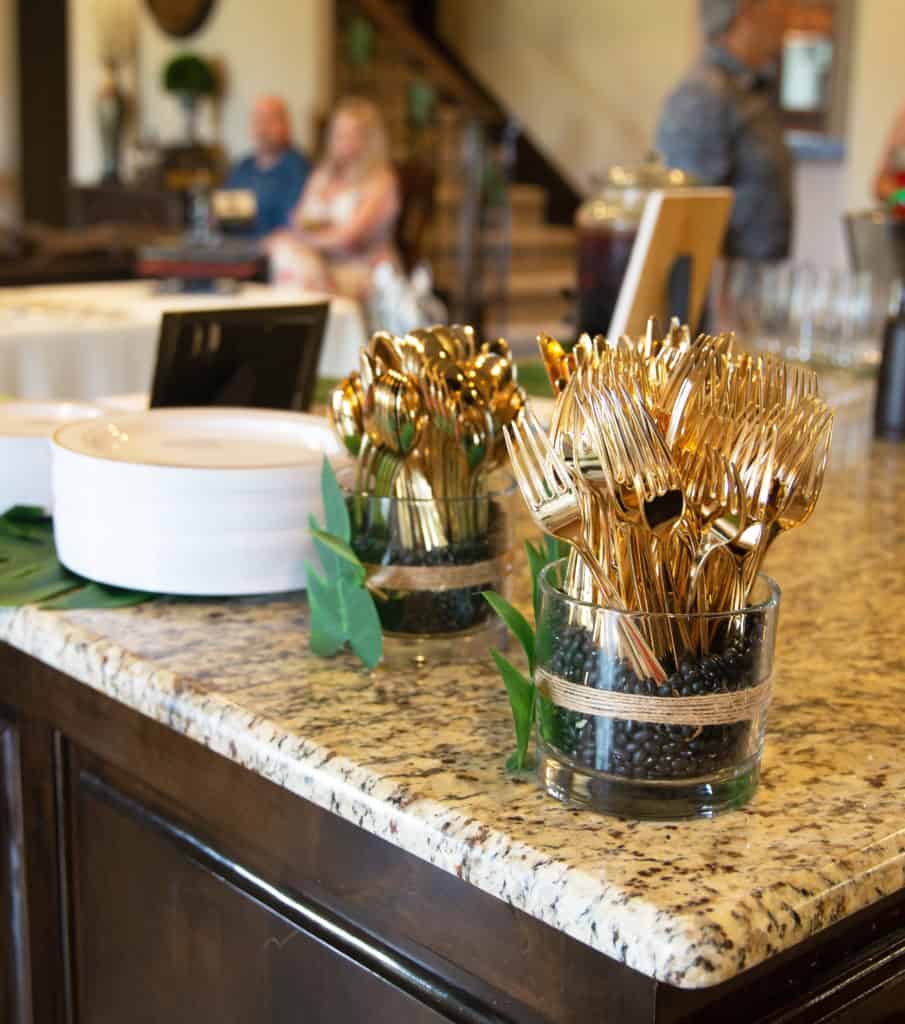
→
(150, 303, 329, 412)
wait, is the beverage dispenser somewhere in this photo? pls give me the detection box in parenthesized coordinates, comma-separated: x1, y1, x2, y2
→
(575, 154, 697, 337)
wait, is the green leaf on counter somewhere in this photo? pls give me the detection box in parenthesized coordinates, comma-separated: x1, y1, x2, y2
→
(305, 467, 383, 669)
(321, 458, 351, 542)
(310, 526, 365, 584)
(534, 608, 555, 670)
(525, 540, 546, 624)
(544, 535, 568, 565)
(0, 504, 54, 542)
(485, 534, 570, 772)
(0, 506, 80, 606)
(483, 591, 535, 674)
(345, 582, 383, 669)
(309, 514, 341, 580)
(306, 562, 345, 657)
(0, 570, 78, 608)
(515, 360, 555, 398)
(0, 505, 154, 610)
(525, 536, 568, 624)
(492, 650, 536, 772)
(536, 692, 556, 743)
(3, 504, 47, 524)
(41, 581, 154, 610)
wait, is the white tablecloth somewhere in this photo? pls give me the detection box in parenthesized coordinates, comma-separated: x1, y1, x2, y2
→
(0, 281, 367, 400)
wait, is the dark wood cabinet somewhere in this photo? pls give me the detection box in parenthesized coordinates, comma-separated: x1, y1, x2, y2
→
(2, 642, 904, 1024)
(66, 750, 449, 1024)
(0, 718, 28, 1024)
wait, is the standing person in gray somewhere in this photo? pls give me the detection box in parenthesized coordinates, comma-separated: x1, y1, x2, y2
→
(656, 0, 792, 262)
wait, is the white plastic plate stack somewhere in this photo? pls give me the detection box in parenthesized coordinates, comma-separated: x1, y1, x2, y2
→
(0, 401, 103, 512)
(51, 407, 349, 596)
(95, 392, 149, 413)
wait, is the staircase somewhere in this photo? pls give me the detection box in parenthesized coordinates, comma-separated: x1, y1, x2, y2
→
(333, 0, 577, 352)
(428, 182, 574, 346)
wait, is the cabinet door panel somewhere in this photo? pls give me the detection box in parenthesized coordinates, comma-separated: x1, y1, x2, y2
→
(0, 718, 29, 1024)
(68, 760, 450, 1024)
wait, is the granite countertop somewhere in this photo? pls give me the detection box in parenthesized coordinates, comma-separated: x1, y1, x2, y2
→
(1, 432, 903, 990)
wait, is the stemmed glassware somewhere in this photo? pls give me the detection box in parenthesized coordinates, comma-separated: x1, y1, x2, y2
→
(719, 260, 890, 369)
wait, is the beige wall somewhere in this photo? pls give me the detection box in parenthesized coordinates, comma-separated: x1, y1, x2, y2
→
(791, 163, 848, 267)
(0, 0, 19, 223)
(844, 0, 905, 208)
(439, 0, 700, 193)
(439, 0, 905, 270)
(793, 0, 905, 265)
(69, 0, 332, 183)
(57, 0, 905, 265)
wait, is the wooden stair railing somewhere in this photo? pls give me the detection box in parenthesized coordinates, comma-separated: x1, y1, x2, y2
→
(350, 0, 499, 123)
(338, 0, 519, 333)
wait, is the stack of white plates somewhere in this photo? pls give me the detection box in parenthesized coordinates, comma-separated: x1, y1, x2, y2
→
(0, 401, 103, 513)
(52, 408, 348, 596)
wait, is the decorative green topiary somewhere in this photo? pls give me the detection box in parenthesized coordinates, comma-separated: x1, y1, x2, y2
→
(162, 53, 215, 97)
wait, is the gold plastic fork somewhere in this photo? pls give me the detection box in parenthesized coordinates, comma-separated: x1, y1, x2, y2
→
(737, 396, 833, 597)
(680, 443, 751, 631)
(504, 410, 609, 593)
(571, 384, 689, 662)
(579, 384, 686, 538)
(504, 410, 667, 682)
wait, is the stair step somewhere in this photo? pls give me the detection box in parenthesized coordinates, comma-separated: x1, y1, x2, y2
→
(428, 223, 574, 248)
(431, 250, 575, 279)
(484, 290, 573, 325)
(429, 225, 575, 279)
(503, 268, 575, 297)
(433, 269, 575, 329)
(435, 182, 546, 209)
(486, 319, 576, 356)
(433, 183, 547, 229)
(433, 266, 573, 295)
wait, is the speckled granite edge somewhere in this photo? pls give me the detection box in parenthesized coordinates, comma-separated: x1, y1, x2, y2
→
(1, 603, 903, 989)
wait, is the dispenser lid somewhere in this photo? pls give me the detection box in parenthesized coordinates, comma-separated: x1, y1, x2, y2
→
(599, 152, 699, 190)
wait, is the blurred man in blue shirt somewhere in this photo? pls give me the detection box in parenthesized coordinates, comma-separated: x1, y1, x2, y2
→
(226, 96, 310, 237)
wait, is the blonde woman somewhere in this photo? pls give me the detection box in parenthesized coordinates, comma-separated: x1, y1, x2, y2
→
(268, 97, 400, 298)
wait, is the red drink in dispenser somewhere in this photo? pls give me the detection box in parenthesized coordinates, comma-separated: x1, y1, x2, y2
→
(574, 155, 699, 337)
(576, 225, 637, 338)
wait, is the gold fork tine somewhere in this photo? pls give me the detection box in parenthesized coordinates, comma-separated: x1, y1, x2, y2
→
(506, 409, 668, 681)
(504, 420, 541, 508)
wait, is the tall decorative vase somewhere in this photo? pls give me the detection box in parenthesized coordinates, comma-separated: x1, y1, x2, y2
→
(97, 62, 126, 184)
(180, 93, 199, 145)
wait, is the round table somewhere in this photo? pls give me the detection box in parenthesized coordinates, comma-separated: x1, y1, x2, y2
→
(0, 281, 367, 400)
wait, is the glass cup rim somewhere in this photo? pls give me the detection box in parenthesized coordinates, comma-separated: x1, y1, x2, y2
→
(337, 466, 516, 506)
(537, 557, 780, 622)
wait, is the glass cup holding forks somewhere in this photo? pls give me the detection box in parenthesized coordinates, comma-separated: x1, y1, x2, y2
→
(342, 469, 517, 665)
(534, 560, 780, 819)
